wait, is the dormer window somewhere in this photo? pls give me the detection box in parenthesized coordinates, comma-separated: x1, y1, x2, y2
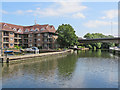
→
(4, 24, 7, 26)
(25, 29, 28, 32)
(18, 29, 22, 32)
(46, 25, 48, 28)
(41, 28, 45, 31)
(35, 28, 38, 31)
(13, 28, 16, 31)
(30, 29, 34, 31)
(51, 26, 53, 29)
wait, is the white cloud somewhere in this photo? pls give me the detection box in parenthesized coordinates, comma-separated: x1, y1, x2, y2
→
(84, 20, 118, 28)
(10, 2, 87, 18)
(72, 12, 85, 18)
(15, 10, 24, 14)
(101, 9, 118, 19)
(0, 10, 8, 14)
(26, 10, 33, 13)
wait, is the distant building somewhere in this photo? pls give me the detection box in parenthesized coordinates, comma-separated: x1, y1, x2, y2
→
(0, 22, 58, 49)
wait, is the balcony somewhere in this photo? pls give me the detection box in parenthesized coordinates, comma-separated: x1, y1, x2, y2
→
(3, 40, 9, 43)
(14, 42, 19, 44)
(24, 37, 28, 39)
(14, 37, 22, 39)
(3, 35, 9, 38)
(24, 41, 28, 44)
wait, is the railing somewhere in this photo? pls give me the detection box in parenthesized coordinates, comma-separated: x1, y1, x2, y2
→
(14, 42, 19, 44)
(109, 47, 120, 51)
(14, 37, 22, 39)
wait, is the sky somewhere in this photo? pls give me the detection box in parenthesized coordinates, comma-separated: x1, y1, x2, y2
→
(0, 2, 118, 37)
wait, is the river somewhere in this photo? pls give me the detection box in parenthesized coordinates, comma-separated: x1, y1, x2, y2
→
(1, 50, 119, 88)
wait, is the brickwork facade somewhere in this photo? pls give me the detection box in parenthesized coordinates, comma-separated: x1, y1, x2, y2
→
(0, 22, 58, 49)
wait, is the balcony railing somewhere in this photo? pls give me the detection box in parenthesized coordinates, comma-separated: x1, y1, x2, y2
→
(3, 35, 9, 38)
(14, 42, 19, 44)
(14, 37, 22, 39)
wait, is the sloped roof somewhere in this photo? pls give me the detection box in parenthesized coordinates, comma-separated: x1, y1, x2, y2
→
(0, 22, 56, 34)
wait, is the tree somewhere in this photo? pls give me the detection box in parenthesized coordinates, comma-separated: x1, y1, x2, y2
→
(83, 33, 115, 49)
(56, 24, 78, 48)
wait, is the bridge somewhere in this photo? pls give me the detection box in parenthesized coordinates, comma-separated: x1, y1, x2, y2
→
(78, 37, 120, 43)
(78, 37, 120, 47)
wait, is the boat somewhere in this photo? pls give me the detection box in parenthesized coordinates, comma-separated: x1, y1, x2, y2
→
(4, 51, 13, 53)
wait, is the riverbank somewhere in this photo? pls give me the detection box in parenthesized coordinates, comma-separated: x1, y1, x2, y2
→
(0, 49, 73, 63)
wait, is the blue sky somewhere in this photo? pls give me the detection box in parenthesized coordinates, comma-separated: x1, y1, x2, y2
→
(1, 2, 118, 37)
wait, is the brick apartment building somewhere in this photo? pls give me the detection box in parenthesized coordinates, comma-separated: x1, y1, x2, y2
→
(0, 22, 58, 49)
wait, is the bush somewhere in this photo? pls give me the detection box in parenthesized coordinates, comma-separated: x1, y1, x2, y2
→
(78, 46, 85, 48)
(14, 45, 22, 49)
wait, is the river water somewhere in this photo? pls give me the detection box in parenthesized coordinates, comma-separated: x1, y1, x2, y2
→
(1, 50, 119, 88)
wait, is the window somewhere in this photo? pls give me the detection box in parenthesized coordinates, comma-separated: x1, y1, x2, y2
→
(30, 29, 34, 31)
(4, 24, 7, 26)
(10, 32, 13, 35)
(38, 34, 40, 36)
(44, 33, 48, 36)
(29, 34, 32, 37)
(29, 44, 32, 47)
(38, 39, 40, 41)
(10, 38, 13, 41)
(38, 44, 40, 46)
(18, 29, 22, 32)
(29, 39, 32, 42)
(44, 39, 47, 42)
(25, 29, 28, 32)
(44, 44, 47, 47)
(41, 28, 45, 31)
(13, 28, 16, 31)
(35, 28, 38, 31)
(10, 44, 13, 46)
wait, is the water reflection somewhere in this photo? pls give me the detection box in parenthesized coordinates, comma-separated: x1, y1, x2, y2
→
(2, 50, 118, 88)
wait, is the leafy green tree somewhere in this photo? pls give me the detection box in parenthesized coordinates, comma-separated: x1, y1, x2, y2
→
(56, 24, 78, 48)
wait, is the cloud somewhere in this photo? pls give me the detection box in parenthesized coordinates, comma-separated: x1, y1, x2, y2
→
(26, 10, 33, 13)
(72, 12, 85, 18)
(0, 10, 8, 14)
(32, 2, 87, 17)
(15, 10, 24, 14)
(84, 20, 118, 28)
(101, 9, 118, 19)
(9, 2, 87, 18)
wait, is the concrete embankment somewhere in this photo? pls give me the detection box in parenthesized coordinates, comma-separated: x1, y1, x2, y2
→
(0, 49, 73, 63)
